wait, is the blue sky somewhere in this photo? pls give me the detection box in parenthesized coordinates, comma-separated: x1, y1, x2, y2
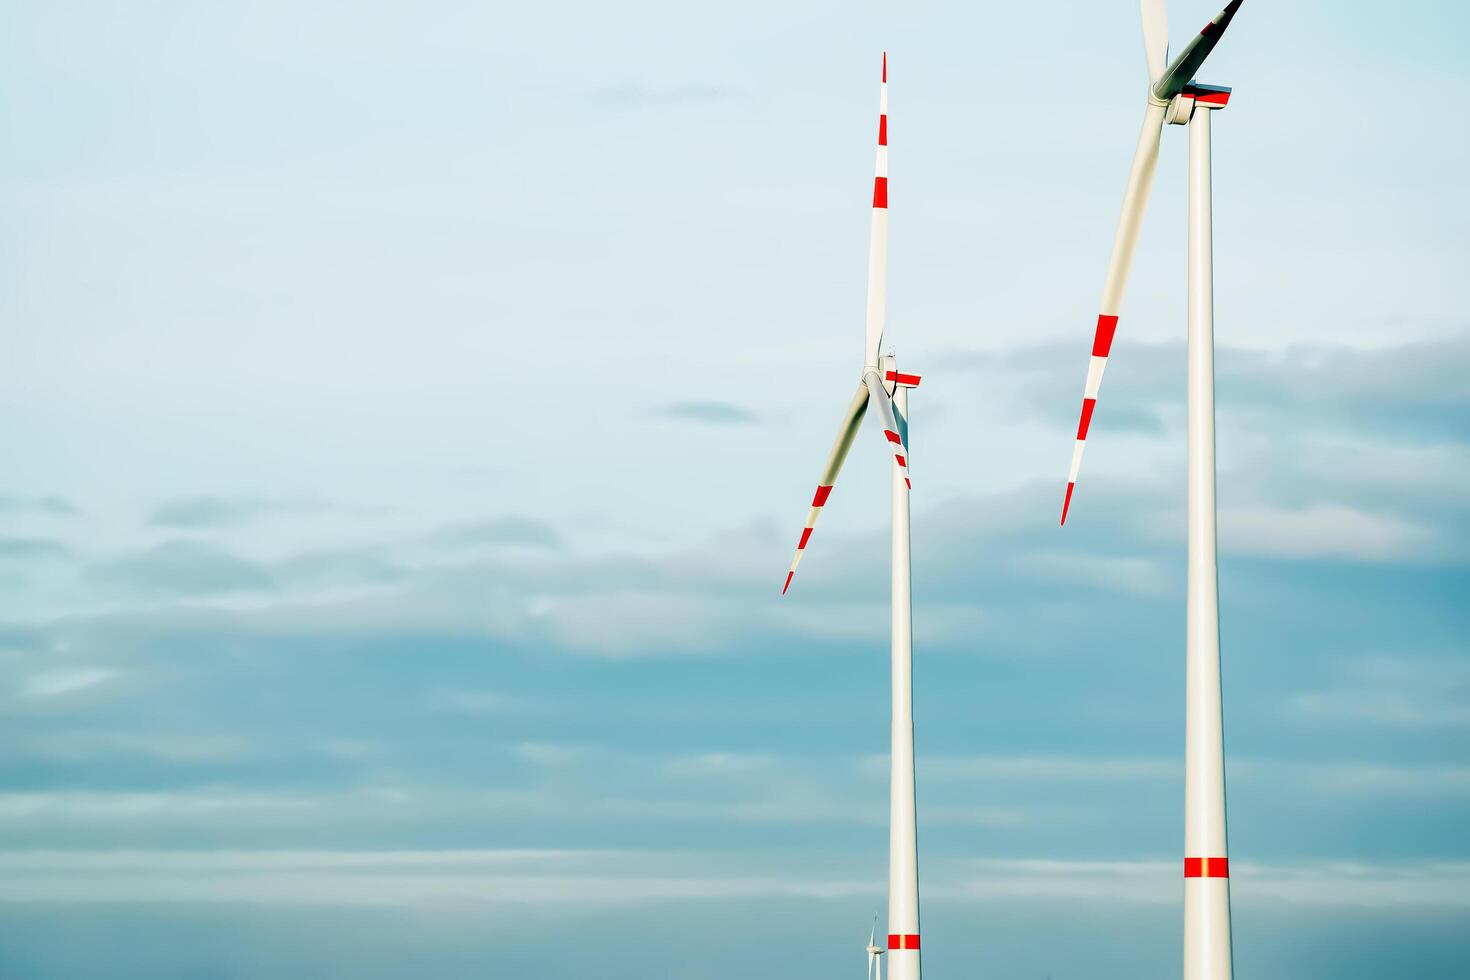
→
(0, 0, 1467, 977)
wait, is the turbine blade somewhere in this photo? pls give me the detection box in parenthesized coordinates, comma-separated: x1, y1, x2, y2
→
(865, 371, 911, 488)
(864, 52, 889, 369)
(1141, 0, 1169, 84)
(783, 381, 871, 594)
(1152, 0, 1244, 102)
(1062, 101, 1167, 525)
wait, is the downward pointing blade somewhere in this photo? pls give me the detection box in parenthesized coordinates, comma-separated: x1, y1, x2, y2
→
(782, 381, 871, 594)
(864, 53, 890, 369)
(864, 371, 911, 488)
(1140, 0, 1169, 84)
(1153, 0, 1244, 102)
(1062, 101, 1167, 525)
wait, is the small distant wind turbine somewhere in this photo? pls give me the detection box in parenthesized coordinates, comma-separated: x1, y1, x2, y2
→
(1060, 3, 1247, 979)
(781, 54, 922, 980)
(866, 920, 886, 980)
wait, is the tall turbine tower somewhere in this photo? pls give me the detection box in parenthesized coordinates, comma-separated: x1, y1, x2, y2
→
(1059, 3, 1247, 979)
(781, 54, 922, 980)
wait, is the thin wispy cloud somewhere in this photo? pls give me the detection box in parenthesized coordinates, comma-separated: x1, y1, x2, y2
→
(648, 400, 760, 425)
(0, 495, 77, 516)
(0, 537, 70, 561)
(588, 82, 746, 108)
(147, 496, 344, 529)
(426, 516, 562, 551)
(89, 541, 274, 597)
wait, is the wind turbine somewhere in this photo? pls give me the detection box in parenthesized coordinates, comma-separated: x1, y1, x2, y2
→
(866, 919, 886, 980)
(1060, 2, 1246, 979)
(781, 54, 922, 980)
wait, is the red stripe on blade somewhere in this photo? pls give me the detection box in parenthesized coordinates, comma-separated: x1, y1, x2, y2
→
(878, 114, 887, 146)
(812, 485, 833, 507)
(873, 176, 888, 209)
(895, 454, 907, 467)
(884, 430, 902, 444)
(1077, 398, 1097, 439)
(1092, 315, 1119, 357)
(797, 528, 813, 550)
(882, 52, 887, 83)
(1060, 482, 1075, 526)
(782, 571, 794, 595)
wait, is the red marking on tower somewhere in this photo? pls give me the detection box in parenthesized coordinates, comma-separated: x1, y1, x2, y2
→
(885, 371, 922, 386)
(1184, 857, 1230, 878)
(887, 934, 920, 950)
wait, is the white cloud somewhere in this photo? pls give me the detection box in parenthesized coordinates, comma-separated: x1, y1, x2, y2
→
(20, 666, 118, 698)
(21, 731, 255, 763)
(0, 850, 1463, 910)
(1284, 656, 1470, 731)
(1219, 504, 1434, 561)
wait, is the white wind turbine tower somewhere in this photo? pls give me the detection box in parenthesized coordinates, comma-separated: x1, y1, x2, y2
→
(1060, 2, 1247, 978)
(781, 54, 923, 980)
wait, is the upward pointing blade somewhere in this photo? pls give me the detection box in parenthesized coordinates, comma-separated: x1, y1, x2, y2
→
(783, 381, 871, 594)
(864, 53, 890, 369)
(1062, 100, 1167, 525)
(1140, 0, 1169, 84)
(1153, 0, 1244, 101)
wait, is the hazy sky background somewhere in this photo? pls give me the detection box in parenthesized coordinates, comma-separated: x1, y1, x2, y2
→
(1, 1, 1467, 977)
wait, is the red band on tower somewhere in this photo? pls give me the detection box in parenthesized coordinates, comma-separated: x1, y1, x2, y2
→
(1184, 857, 1230, 878)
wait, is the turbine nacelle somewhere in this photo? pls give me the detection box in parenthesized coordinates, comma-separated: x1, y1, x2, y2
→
(1166, 82, 1232, 124)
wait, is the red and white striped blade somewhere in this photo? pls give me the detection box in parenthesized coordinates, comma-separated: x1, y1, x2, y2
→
(1152, 0, 1244, 102)
(1141, 0, 1169, 85)
(1062, 101, 1167, 526)
(864, 371, 911, 489)
(782, 381, 871, 595)
(864, 52, 889, 369)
